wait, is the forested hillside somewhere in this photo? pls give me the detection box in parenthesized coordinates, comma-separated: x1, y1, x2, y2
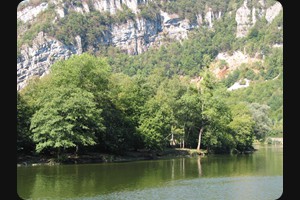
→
(17, 0, 283, 159)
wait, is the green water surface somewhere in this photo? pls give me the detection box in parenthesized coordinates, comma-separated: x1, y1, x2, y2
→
(17, 144, 283, 200)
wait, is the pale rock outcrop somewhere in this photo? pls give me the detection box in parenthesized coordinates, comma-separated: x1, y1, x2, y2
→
(56, 7, 65, 18)
(17, 0, 147, 21)
(227, 78, 250, 91)
(82, 1, 90, 13)
(265, 2, 282, 23)
(15, 0, 225, 90)
(17, 2, 48, 23)
(17, 0, 281, 90)
(92, 0, 148, 15)
(17, 32, 78, 90)
(235, 0, 252, 37)
(235, 0, 282, 37)
(205, 8, 214, 28)
(215, 51, 262, 73)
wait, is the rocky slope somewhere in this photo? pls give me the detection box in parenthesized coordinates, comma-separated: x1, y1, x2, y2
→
(17, 0, 282, 90)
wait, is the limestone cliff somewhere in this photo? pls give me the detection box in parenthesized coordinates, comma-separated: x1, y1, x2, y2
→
(235, 0, 282, 37)
(17, 0, 282, 90)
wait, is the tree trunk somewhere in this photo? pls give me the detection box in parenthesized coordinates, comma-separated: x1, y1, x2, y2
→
(75, 145, 79, 157)
(197, 127, 204, 151)
(57, 147, 61, 161)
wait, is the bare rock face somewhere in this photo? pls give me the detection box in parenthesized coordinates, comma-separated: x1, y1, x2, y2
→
(17, 1, 49, 23)
(17, 32, 79, 90)
(17, 1, 206, 90)
(265, 2, 282, 23)
(17, 0, 282, 90)
(110, 17, 161, 55)
(17, 0, 147, 22)
(235, 0, 255, 38)
(235, 0, 282, 38)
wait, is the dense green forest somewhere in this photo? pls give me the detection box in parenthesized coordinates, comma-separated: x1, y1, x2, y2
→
(17, 0, 282, 159)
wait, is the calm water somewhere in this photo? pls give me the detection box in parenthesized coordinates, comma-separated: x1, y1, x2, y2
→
(17, 144, 283, 200)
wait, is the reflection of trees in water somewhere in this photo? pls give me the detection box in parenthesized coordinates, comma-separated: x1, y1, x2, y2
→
(18, 146, 282, 198)
(171, 159, 175, 179)
(17, 167, 36, 199)
(197, 156, 202, 176)
(180, 157, 185, 178)
(170, 157, 202, 180)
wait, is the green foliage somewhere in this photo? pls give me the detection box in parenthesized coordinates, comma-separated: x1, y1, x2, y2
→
(211, 14, 237, 52)
(138, 96, 172, 150)
(50, 53, 111, 93)
(248, 103, 272, 140)
(227, 77, 283, 136)
(55, 11, 88, 45)
(244, 69, 256, 80)
(174, 84, 202, 147)
(17, 92, 35, 153)
(160, 0, 230, 22)
(138, 2, 161, 20)
(199, 70, 234, 152)
(99, 99, 137, 154)
(30, 87, 102, 153)
(114, 5, 135, 23)
(17, 6, 56, 48)
(22, 54, 111, 155)
(17, 0, 283, 156)
(228, 103, 255, 151)
(263, 47, 283, 80)
(223, 69, 241, 87)
(239, 9, 282, 56)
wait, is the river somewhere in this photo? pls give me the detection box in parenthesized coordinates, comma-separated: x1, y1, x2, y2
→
(17, 144, 283, 200)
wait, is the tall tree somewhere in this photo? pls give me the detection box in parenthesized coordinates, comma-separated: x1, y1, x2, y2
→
(228, 102, 255, 151)
(196, 69, 231, 151)
(30, 87, 104, 158)
(24, 53, 110, 157)
(17, 91, 34, 153)
(248, 103, 272, 141)
(138, 89, 173, 151)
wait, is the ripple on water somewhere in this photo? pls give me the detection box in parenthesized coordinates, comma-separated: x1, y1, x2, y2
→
(71, 176, 283, 200)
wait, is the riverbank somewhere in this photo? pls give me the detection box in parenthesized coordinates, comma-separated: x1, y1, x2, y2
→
(17, 148, 206, 167)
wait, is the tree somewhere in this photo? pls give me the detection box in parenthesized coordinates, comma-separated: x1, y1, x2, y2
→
(248, 103, 272, 141)
(99, 99, 137, 154)
(50, 53, 111, 94)
(175, 85, 202, 148)
(25, 54, 111, 158)
(17, 91, 34, 153)
(228, 102, 255, 151)
(30, 87, 104, 159)
(138, 99, 173, 150)
(201, 96, 233, 153)
(196, 69, 232, 152)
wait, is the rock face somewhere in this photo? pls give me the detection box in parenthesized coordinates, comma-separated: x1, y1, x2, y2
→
(211, 50, 263, 80)
(17, 32, 76, 90)
(17, 0, 282, 90)
(265, 1, 282, 23)
(227, 78, 250, 91)
(17, 1, 49, 23)
(235, 0, 282, 37)
(17, 0, 148, 22)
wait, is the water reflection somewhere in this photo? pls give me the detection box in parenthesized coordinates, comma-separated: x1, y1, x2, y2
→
(17, 145, 282, 200)
(197, 156, 202, 176)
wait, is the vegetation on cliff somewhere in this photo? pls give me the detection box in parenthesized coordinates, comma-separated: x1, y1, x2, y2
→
(17, 0, 282, 161)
